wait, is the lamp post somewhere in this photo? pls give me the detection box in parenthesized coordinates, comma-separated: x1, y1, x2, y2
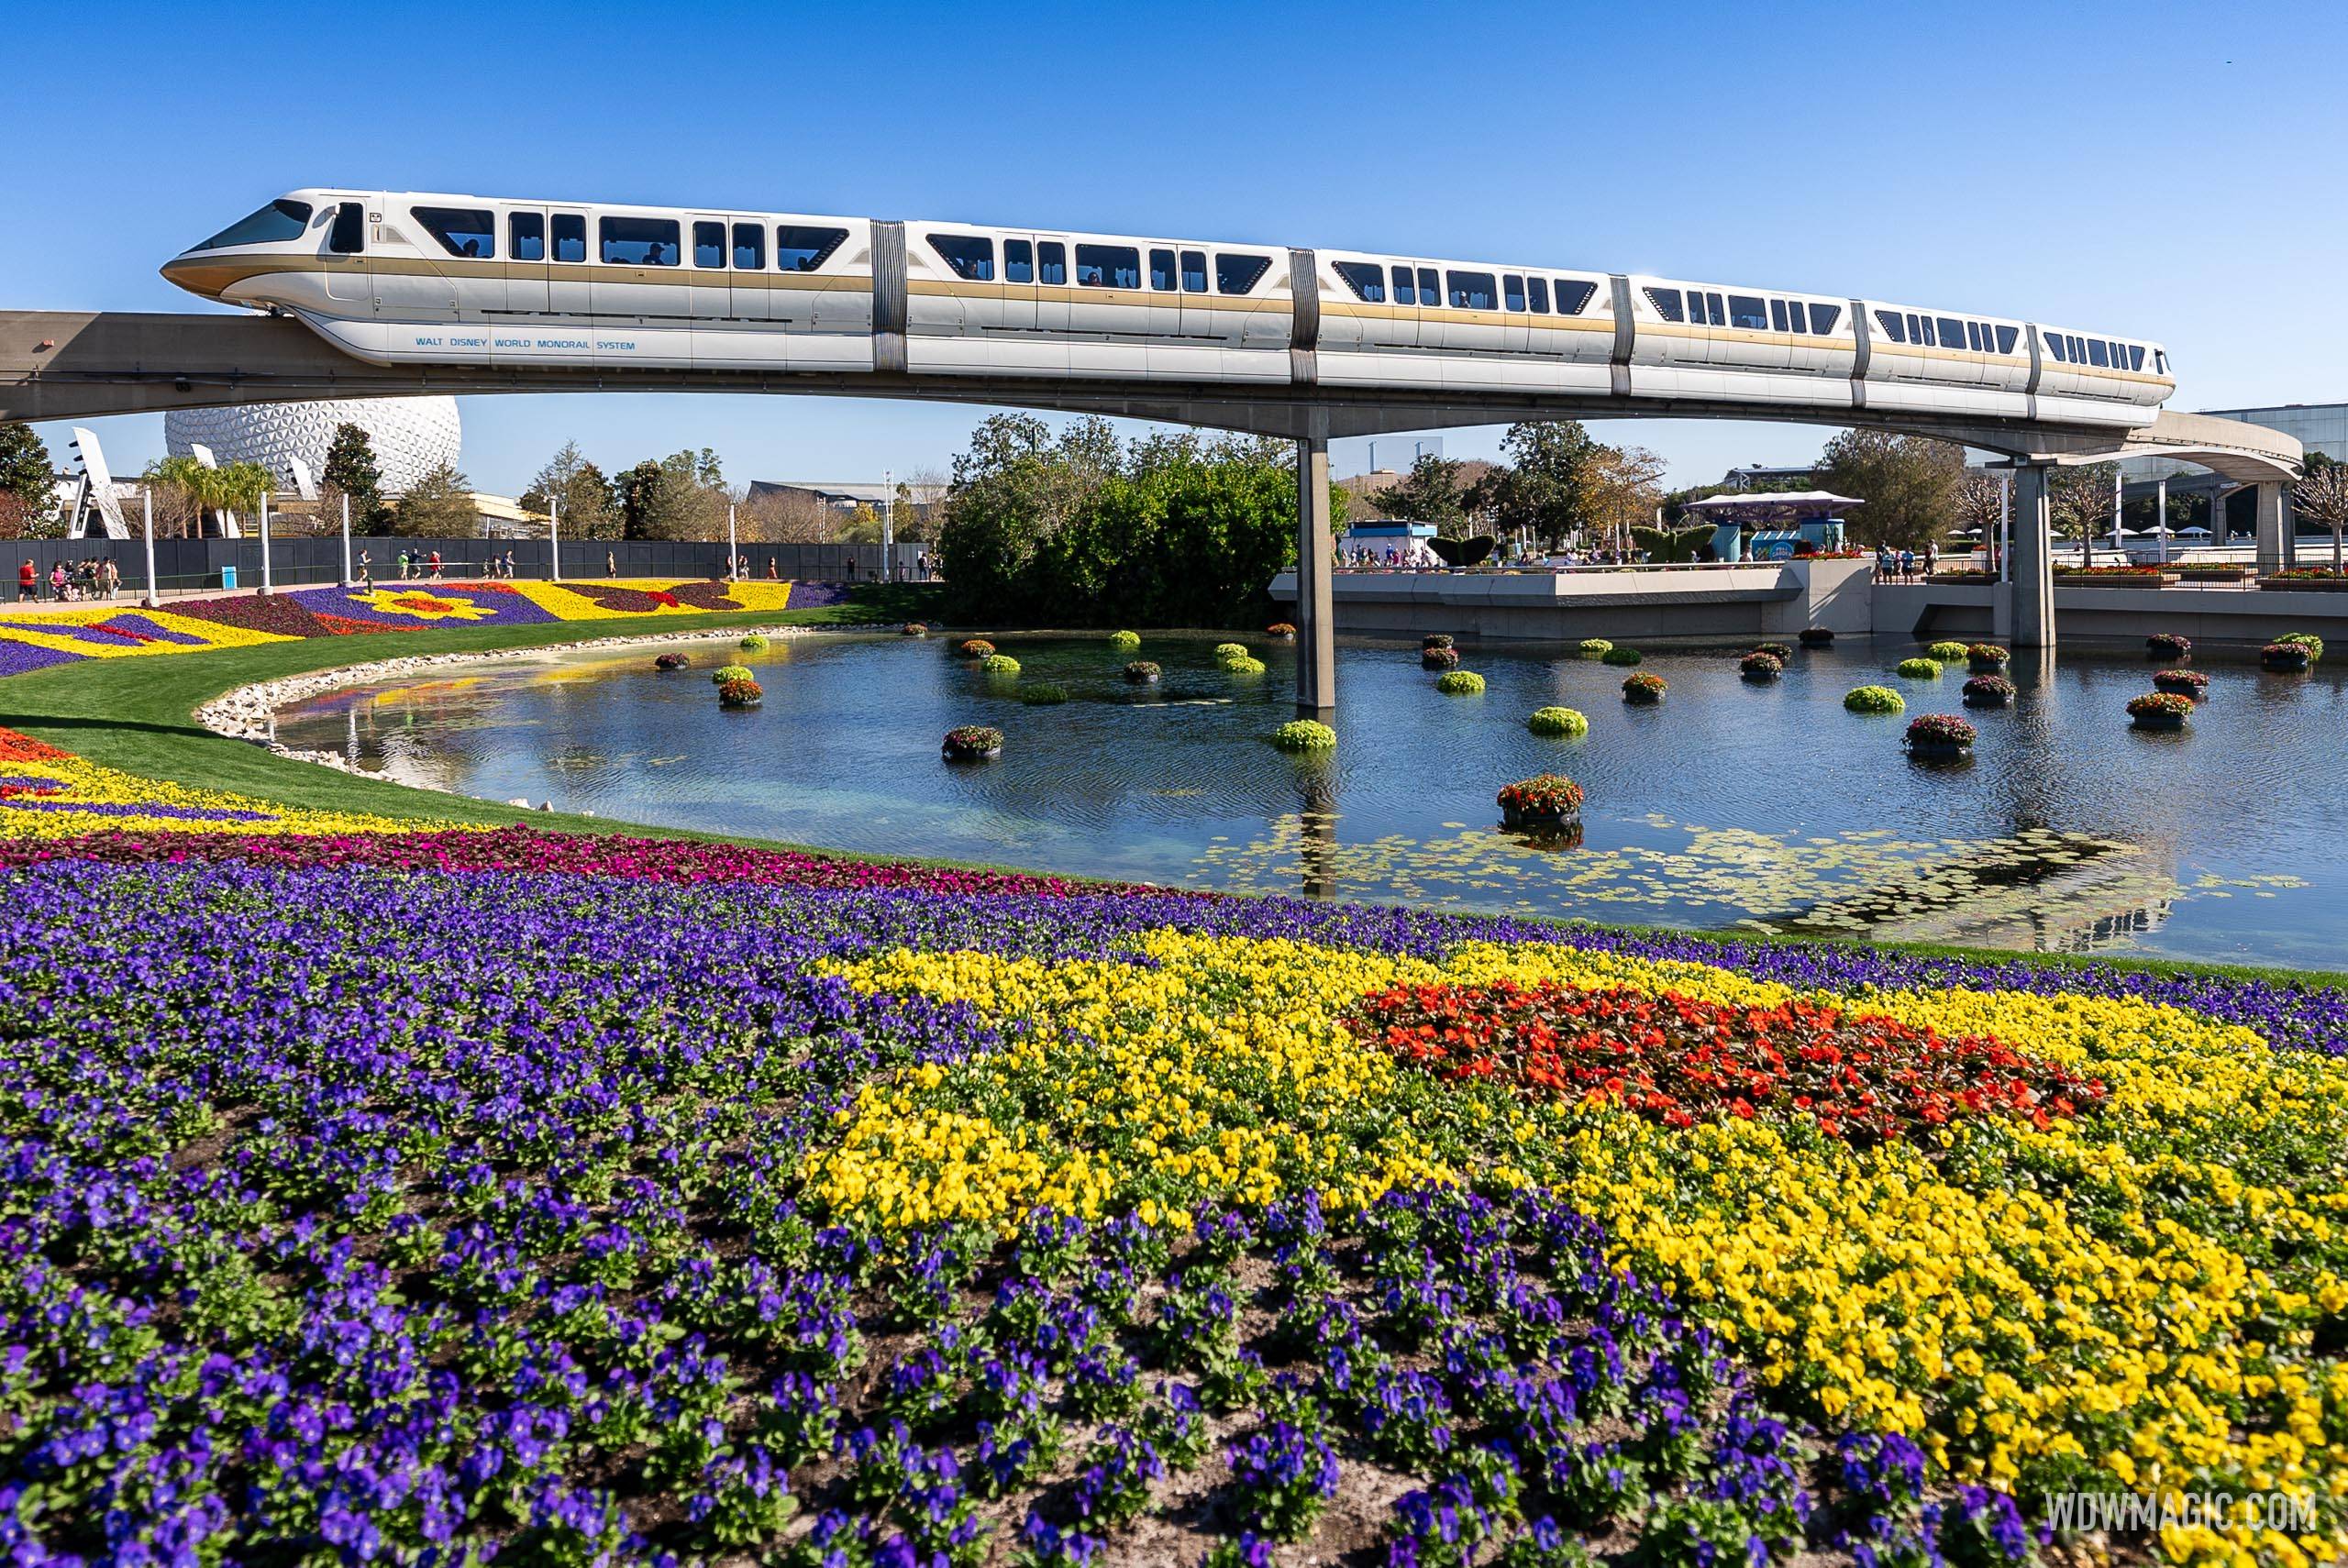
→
(141, 489, 159, 608)
(339, 493, 352, 585)
(259, 492, 273, 595)
(727, 502, 737, 580)
(548, 494, 561, 582)
(881, 468, 895, 582)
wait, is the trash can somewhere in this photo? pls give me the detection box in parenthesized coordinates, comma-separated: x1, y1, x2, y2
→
(219, 565, 238, 590)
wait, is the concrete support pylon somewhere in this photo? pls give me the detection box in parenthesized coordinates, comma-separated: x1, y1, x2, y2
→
(2256, 482, 2287, 575)
(2010, 464, 2056, 650)
(1294, 428, 1336, 715)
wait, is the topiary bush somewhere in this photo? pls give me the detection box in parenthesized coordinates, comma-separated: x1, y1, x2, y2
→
(1527, 706, 1589, 737)
(715, 678, 763, 709)
(1124, 660, 1160, 684)
(942, 724, 1004, 759)
(1961, 675, 2015, 708)
(1925, 640, 1969, 663)
(712, 664, 754, 685)
(738, 635, 770, 653)
(980, 654, 1021, 675)
(1422, 646, 1461, 670)
(957, 638, 995, 659)
(2153, 668, 2210, 698)
(1622, 672, 1667, 705)
(1844, 685, 1906, 714)
(1496, 773, 1585, 829)
(2145, 632, 2190, 660)
(1109, 630, 1142, 652)
(2128, 691, 2194, 729)
(1223, 656, 1267, 676)
(1896, 657, 1944, 679)
(1020, 683, 1070, 705)
(1578, 638, 1613, 658)
(1434, 669, 1486, 695)
(1739, 651, 1783, 680)
(1270, 719, 1335, 751)
(1600, 646, 1643, 667)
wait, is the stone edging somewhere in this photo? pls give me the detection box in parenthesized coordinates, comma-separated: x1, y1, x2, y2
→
(194, 624, 817, 787)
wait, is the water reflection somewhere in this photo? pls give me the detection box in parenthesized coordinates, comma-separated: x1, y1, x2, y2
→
(268, 632, 2341, 966)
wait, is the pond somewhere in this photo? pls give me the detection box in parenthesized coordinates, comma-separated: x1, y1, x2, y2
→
(268, 630, 2348, 966)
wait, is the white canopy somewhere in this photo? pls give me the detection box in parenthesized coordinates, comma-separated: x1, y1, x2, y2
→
(1684, 490, 1866, 512)
(2177, 525, 2213, 536)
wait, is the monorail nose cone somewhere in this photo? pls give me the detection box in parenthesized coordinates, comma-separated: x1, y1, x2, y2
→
(159, 252, 216, 298)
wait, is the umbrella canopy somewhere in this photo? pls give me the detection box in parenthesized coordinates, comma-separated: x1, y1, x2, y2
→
(2177, 525, 2213, 536)
(1683, 490, 1866, 512)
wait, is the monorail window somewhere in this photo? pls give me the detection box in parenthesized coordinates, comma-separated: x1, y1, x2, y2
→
(328, 202, 366, 255)
(416, 206, 497, 259)
(553, 215, 586, 263)
(1937, 316, 1966, 349)
(1005, 239, 1033, 283)
(1728, 294, 1767, 330)
(601, 215, 678, 266)
(776, 226, 848, 271)
(2087, 339, 2109, 367)
(1448, 271, 1497, 311)
(1217, 253, 1271, 294)
(199, 198, 312, 250)
(1699, 293, 1725, 326)
(1418, 268, 1439, 305)
(1554, 280, 1597, 315)
(1504, 274, 1526, 312)
(1151, 248, 1176, 291)
(1390, 265, 1414, 305)
(1336, 261, 1387, 303)
(1965, 321, 1982, 351)
(1994, 325, 2019, 354)
(2154, 350, 2168, 374)
(1874, 310, 1904, 343)
(1039, 242, 1068, 286)
(1906, 314, 1925, 345)
(1770, 300, 1789, 332)
(1077, 245, 1140, 288)
(1646, 288, 1685, 323)
(509, 213, 545, 262)
(2128, 346, 2145, 371)
(1810, 304, 1841, 335)
(930, 234, 995, 282)
(1527, 277, 1548, 313)
(733, 223, 764, 271)
(2045, 337, 2066, 362)
(1181, 250, 1207, 292)
(694, 222, 725, 269)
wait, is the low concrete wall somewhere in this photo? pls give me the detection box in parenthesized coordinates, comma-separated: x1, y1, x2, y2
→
(1875, 580, 2348, 646)
(1268, 559, 1874, 643)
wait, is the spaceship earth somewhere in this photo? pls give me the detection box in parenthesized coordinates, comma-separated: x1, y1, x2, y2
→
(162, 396, 461, 494)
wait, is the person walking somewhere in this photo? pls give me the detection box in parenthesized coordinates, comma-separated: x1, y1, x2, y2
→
(357, 549, 373, 591)
(17, 560, 34, 602)
(766, 558, 779, 580)
(1923, 541, 1939, 578)
(49, 563, 68, 602)
(104, 559, 119, 600)
(426, 549, 443, 581)
(397, 548, 411, 581)
(606, 550, 616, 578)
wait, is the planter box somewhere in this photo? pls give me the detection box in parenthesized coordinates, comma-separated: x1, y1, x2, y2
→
(2054, 573, 2179, 588)
(1501, 804, 1581, 832)
(2177, 568, 2253, 582)
(2260, 577, 2348, 591)
(1962, 692, 2014, 709)
(2130, 713, 2187, 732)
(1906, 739, 1974, 758)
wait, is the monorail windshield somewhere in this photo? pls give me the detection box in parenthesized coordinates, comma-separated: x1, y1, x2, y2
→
(198, 199, 312, 251)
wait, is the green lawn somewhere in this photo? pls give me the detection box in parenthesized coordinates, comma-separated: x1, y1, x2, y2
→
(5, 585, 2344, 992)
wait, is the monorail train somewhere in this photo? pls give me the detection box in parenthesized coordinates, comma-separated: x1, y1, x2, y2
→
(161, 190, 2176, 429)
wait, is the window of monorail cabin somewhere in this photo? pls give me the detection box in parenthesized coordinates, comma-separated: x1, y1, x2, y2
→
(1334, 263, 1386, 303)
(415, 207, 496, 259)
(509, 213, 544, 261)
(1994, 325, 2017, 353)
(1005, 240, 1033, 283)
(775, 226, 847, 272)
(693, 224, 725, 269)
(1417, 268, 1438, 304)
(1729, 295, 1767, 330)
(1181, 250, 1206, 292)
(1447, 271, 1497, 310)
(1504, 275, 1526, 312)
(1151, 249, 1176, 291)
(553, 215, 586, 262)
(732, 224, 763, 271)
(1390, 266, 1414, 305)
(1215, 254, 1270, 295)
(328, 203, 366, 255)
(1076, 246, 1140, 288)
(930, 235, 994, 282)
(1813, 304, 1843, 335)
(199, 199, 311, 250)
(601, 216, 678, 266)
(1038, 243, 1067, 285)
(1527, 278, 1548, 313)
(1556, 280, 1598, 316)
(1647, 289, 1685, 323)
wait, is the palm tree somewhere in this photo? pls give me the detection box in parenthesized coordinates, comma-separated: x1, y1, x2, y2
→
(214, 462, 276, 530)
(142, 456, 214, 538)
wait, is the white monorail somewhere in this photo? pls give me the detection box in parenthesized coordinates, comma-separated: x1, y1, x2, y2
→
(161, 190, 2176, 428)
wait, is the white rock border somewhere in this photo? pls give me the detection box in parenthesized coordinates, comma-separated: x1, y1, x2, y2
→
(194, 624, 819, 789)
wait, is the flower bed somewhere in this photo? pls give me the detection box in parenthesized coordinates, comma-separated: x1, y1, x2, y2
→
(2262, 569, 2348, 589)
(1270, 718, 1335, 750)
(1844, 685, 1905, 714)
(2145, 632, 2191, 659)
(1739, 651, 1783, 680)
(1964, 643, 2009, 669)
(2052, 565, 2176, 582)
(716, 676, 764, 708)
(1622, 671, 1666, 704)
(1495, 772, 1584, 828)
(957, 637, 996, 659)
(1600, 645, 1643, 667)
(1904, 712, 1977, 756)
(1895, 657, 1944, 679)
(1526, 705, 1588, 737)
(1124, 660, 1161, 684)
(1751, 641, 1793, 661)
(1961, 675, 2015, 708)
(1422, 646, 1461, 669)
(2127, 691, 2195, 729)
(1266, 622, 1297, 640)
(2153, 668, 2210, 697)
(942, 723, 1004, 760)
(1434, 669, 1485, 695)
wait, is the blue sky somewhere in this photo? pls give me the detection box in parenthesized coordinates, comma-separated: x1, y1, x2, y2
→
(11, 0, 2340, 493)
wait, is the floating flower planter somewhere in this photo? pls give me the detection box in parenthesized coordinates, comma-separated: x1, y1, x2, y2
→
(1925, 640, 1970, 663)
(652, 651, 689, 671)
(901, 622, 928, 637)
(1751, 641, 1794, 661)
(710, 664, 753, 685)
(2128, 692, 2194, 730)
(1739, 651, 1783, 681)
(2261, 642, 2313, 672)
(1108, 630, 1142, 652)
(980, 654, 1021, 675)
(1527, 705, 1589, 737)
(1961, 674, 2016, 709)
(1966, 643, 2010, 672)
(1269, 718, 1335, 750)
(2275, 632, 2325, 661)
(715, 678, 763, 709)
(1622, 672, 1667, 705)
(1799, 627, 1834, 646)
(1600, 646, 1643, 667)
(1497, 772, 1584, 831)
(1423, 634, 1454, 650)
(1435, 669, 1486, 695)
(1423, 646, 1461, 669)
(1896, 657, 1944, 679)
(1844, 685, 1905, 714)
(2153, 668, 2210, 698)
(1577, 638, 1612, 658)
(1904, 712, 1976, 758)
(2145, 632, 2189, 660)
(738, 635, 770, 653)
(941, 724, 1003, 760)
(957, 638, 995, 659)
(1265, 622, 1296, 640)
(1124, 660, 1160, 684)
(1214, 642, 1249, 661)
(1020, 683, 1070, 705)
(1224, 656, 1266, 676)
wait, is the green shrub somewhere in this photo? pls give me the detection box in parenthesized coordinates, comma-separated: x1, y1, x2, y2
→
(737, 635, 770, 653)
(1600, 646, 1643, 667)
(1020, 683, 1070, 705)
(1578, 638, 1613, 657)
(2276, 632, 2325, 660)
(711, 664, 754, 685)
(980, 654, 1021, 675)
(1844, 685, 1906, 714)
(1223, 656, 1266, 676)
(1109, 630, 1142, 651)
(1434, 670, 1487, 695)
(1527, 706, 1589, 737)
(1270, 719, 1336, 750)
(1924, 640, 1969, 662)
(1213, 642, 1249, 660)
(1895, 657, 1944, 679)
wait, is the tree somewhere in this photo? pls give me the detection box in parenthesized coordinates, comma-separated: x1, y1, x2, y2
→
(1479, 421, 1600, 546)
(520, 441, 619, 539)
(321, 424, 394, 530)
(391, 462, 477, 535)
(1380, 454, 1469, 532)
(1812, 430, 1965, 551)
(2045, 463, 2121, 566)
(612, 450, 726, 540)
(2294, 452, 2348, 572)
(143, 455, 215, 538)
(0, 424, 51, 509)
(1578, 446, 1667, 558)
